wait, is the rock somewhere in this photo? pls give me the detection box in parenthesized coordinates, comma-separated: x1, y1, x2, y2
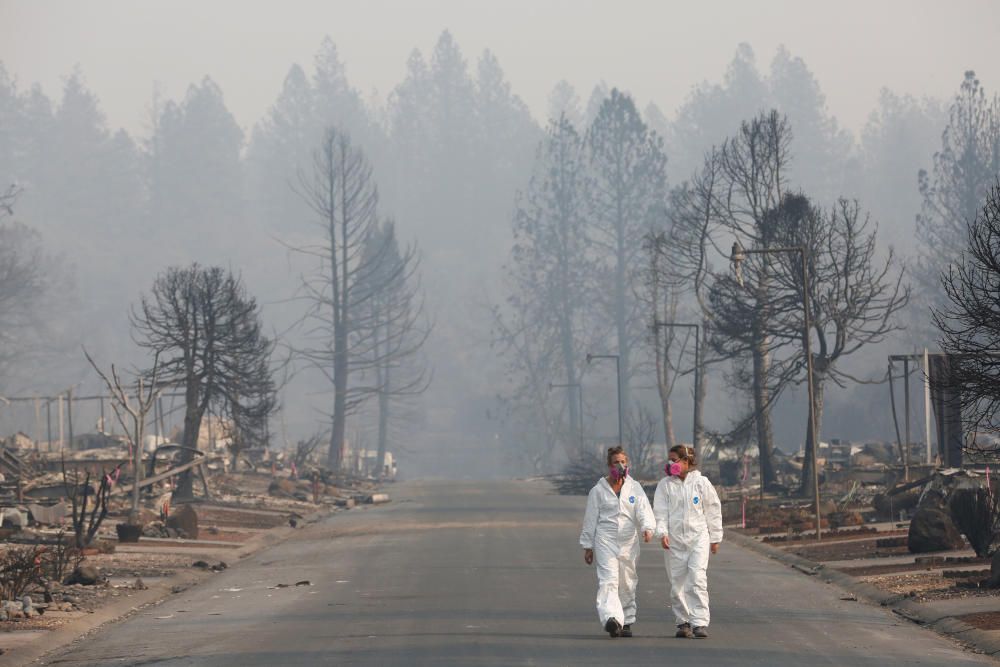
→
(809, 500, 837, 516)
(142, 521, 170, 538)
(0, 507, 27, 528)
(192, 560, 211, 569)
(0, 609, 8, 622)
(134, 577, 147, 590)
(166, 504, 199, 540)
(21, 595, 31, 612)
(908, 506, 966, 553)
(268, 478, 298, 498)
(65, 564, 101, 586)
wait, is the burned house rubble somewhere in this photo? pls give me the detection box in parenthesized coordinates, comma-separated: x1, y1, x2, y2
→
(0, 420, 392, 637)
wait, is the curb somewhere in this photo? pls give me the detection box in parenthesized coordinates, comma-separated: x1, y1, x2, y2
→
(0, 504, 338, 667)
(727, 530, 1000, 657)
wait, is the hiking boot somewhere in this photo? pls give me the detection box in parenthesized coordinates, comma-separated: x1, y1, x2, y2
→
(675, 623, 693, 638)
(604, 618, 622, 638)
(693, 626, 709, 638)
(621, 624, 632, 637)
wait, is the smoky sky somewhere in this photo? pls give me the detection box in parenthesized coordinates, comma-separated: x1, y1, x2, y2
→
(1, 0, 998, 136)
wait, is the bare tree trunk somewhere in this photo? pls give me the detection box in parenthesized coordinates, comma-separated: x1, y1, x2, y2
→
(376, 374, 389, 476)
(329, 338, 348, 469)
(175, 377, 203, 500)
(662, 394, 676, 448)
(693, 321, 708, 450)
(615, 233, 631, 418)
(751, 333, 777, 488)
(799, 368, 826, 498)
(558, 321, 580, 456)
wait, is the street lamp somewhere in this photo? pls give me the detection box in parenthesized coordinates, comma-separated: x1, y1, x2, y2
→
(586, 353, 623, 447)
(550, 382, 584, 453)
(730, 239, 822, 541)
(652, 321, 701, 449)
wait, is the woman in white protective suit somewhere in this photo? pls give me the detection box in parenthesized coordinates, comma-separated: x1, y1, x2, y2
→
(580, 446, 655, 638)
(654, 444, 723, 639)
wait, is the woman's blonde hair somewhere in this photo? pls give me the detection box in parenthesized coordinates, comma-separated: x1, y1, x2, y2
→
(669, 444, 696, 468)
(607, 446, 628, 465)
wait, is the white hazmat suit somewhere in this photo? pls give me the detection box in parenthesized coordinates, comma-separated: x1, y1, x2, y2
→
(580, 476, 655, 629)
(653, 470, 723, 628)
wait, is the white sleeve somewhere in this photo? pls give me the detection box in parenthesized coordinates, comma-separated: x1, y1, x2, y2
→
(652, 480, 669, 538)
(703, 479, 724, 543)
(636, 488, 656, 534)
(580, 487, 599, 549)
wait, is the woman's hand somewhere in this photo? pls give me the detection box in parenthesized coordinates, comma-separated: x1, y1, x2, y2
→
(584, 548, 594, 565)
(643, 530, 652, 543)
(661, 535, 670, 550)
(710, 543, 720, 555)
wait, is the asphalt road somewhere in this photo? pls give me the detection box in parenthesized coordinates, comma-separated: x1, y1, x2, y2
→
(42, 480, 996, 666)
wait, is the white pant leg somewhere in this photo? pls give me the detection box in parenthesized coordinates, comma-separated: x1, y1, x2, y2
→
(595, 547, 624, 627)
(619, 547, 639, 625)
(685, 537, 712, 627)
(665, 546, 691, 626)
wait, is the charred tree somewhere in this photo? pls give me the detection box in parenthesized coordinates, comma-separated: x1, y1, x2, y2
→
(354, 220, 430, 475)
(933, 181, 1000, 456)
(586, 90, 667, 418)
(766, 195, 909, 496)
(132, 265, 276, 500)
(292, 128, 429, 469)
(495, 115, 593, 465)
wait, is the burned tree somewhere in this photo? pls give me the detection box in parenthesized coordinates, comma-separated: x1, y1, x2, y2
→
(917, 72, 1000, 320)
(765, 195, 909, 495)
(495, 115, 593, 464)
(641, 231, 685, 449)
(664, 152, 728, 451)
(586, 90, 667, 417)
(0, 184, 61, 384)
(933, 181, 1000, 456)
(61, 458, 121, 550)
(83, 348, 162, 519)
(292, 128, 428, 469)
(132, 265, 276, 500)
(700, 111, 793, 488)
(354, 219, 430, 475)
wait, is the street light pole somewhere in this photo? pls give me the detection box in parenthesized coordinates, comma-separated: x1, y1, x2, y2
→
(731, 241, 822, 541)
(550, 382, 584, 454)
(586, 353, 623, 447)
(652, 321, 701, 449)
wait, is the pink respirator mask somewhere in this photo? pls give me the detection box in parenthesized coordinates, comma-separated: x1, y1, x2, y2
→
(609, 462, 629, 482)
(665, 461, 683, 477)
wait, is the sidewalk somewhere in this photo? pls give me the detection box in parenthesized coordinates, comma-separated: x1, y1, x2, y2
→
(729, 530, 1000, 657)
